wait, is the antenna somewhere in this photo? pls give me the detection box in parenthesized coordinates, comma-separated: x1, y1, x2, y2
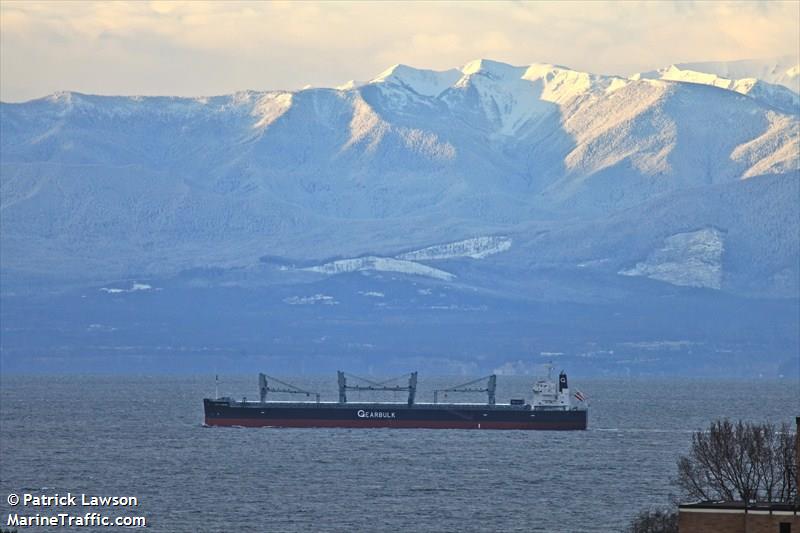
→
(215, 374, 219, 400)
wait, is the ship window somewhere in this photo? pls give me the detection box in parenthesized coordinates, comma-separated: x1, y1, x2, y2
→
(780, 523, 791, 533)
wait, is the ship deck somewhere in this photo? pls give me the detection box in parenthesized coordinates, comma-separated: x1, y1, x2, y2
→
(207, 399, 586, 412)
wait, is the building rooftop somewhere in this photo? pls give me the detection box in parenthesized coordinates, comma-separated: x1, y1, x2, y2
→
(680, 501, 799, 513)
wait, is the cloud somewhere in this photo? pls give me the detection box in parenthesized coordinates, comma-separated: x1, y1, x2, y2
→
(1, 1, 798, 101)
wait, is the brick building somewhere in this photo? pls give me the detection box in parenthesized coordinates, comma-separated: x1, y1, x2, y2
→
(678, 416, 799, 532)
(679, 501, 799, 532)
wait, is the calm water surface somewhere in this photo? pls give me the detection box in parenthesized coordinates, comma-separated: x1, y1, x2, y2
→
(1, 376, 797, 532)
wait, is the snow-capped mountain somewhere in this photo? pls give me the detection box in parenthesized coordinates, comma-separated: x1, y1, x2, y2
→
(633, 62, 799, 114)
(666, 56, 799, 94)
(1, 58, 798, 298)
(2, 57, 799, 376)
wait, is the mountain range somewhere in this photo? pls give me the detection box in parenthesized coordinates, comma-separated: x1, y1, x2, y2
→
(1, 57, 798, 375)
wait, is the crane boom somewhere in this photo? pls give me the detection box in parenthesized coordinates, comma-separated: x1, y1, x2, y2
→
(338, 371, 418, 406)
(433, 375, 497, 405)
(259, 373, 320, 403)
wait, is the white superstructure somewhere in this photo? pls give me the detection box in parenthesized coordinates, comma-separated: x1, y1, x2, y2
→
(531, 365, 573, 410)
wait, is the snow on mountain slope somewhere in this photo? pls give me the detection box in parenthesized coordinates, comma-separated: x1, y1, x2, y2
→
(1, 59, 798, 297)
(732, 78, 799, 114)
(619, 228, 724, 289)
(397, 236, 512, 260)
(370, 64, 461, 97)
(507, 173, 798, 296)
(303, 256, 455, 281)
(252, 92, 294, 129)
(536, 79, 798, 213)
(731, 112, 800, 178)
(437, 60, 622, 137)
(299, 236, 513, 281)
(669, 56, 800, 94)
(3, 60, 794, 212)
(283, 293, 338, 305)
(633, 65, 799, 113)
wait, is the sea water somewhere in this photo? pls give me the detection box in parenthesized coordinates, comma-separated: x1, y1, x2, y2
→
(1, 376, 797, 532)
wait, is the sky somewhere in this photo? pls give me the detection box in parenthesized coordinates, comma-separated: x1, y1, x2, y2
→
(1, 0, 799, 102)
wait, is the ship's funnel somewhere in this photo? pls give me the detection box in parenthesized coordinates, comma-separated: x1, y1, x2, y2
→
(558, 371, 568, 392)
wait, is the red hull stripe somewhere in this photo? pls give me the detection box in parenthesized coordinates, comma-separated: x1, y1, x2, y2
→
(205, 418, 586, 430)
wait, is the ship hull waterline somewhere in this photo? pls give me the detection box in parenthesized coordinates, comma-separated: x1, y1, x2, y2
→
(204, 399, 588, 431)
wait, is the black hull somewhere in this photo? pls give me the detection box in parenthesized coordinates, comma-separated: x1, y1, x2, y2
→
(204, 399, 588, 430)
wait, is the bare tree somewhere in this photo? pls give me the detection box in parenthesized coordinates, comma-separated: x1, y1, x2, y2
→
(676, 419, 797, 503)
(626, 508, 678, 533)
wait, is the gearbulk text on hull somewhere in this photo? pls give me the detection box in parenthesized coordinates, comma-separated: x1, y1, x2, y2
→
(204, 370, 588, 430)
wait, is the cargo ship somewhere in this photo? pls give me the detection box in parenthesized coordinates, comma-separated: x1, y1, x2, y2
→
(204, 368, 588, 430)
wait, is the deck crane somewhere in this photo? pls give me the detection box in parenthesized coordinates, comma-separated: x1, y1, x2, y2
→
(337, 371, 418, 406)
(433, 375, 497, 405)
(259, 373, 320, 403)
